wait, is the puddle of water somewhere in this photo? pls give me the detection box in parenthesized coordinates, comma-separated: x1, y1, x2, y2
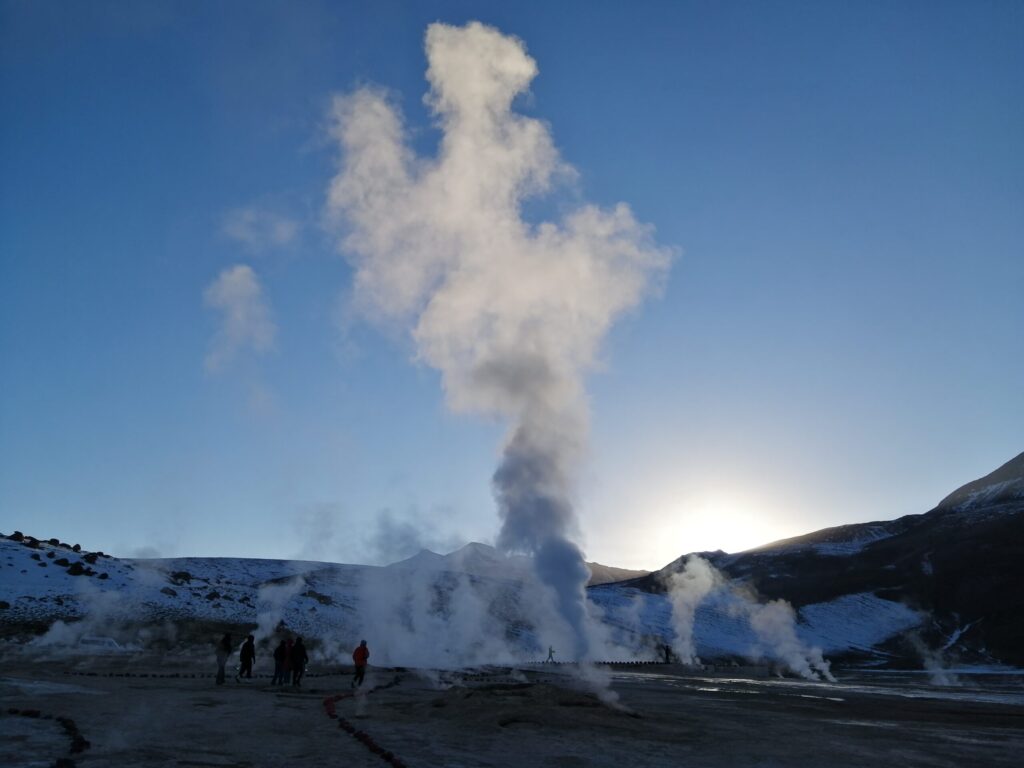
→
(608, 670, 1024, 707)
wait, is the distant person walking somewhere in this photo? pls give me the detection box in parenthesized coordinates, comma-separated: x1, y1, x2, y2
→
(215, 633, 232, 685)
(271, 639, 288, 685)
(237, 635, 256, 681)
(546, 645, 555, 663)
(351, 640, 369, 688)
(290, 636, 309, 687)
(662, 644, 673, 664)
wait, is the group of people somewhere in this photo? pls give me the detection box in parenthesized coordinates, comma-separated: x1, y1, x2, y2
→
(269, 636, 309, 686)
(214, 633, 370, 689)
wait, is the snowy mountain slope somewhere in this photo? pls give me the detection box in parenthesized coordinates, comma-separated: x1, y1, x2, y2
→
(1, 530, 917, 667)
(936, 451, 1024, 512)
(2, 452, 1019, 666)
(0, 535, 547, 664)
(628, 450, 1024, 666)
(387, 542, 647, 586)
(587, 586, 920, 660)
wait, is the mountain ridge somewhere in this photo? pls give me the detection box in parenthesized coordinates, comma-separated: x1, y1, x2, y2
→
(2, 451, 1020, 666)
(625, 450, 1024, 665)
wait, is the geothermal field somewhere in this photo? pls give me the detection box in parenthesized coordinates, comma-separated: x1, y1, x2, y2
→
(2, 648, 1023, 768)
(4, 7, 1023, 768)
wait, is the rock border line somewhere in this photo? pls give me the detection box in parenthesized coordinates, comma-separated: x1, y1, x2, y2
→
(322, 675, 406, 768)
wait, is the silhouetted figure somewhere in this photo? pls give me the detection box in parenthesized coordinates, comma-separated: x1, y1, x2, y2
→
(351, 639, 369, 688)
(237, 635, 256, 681)
(283, 638, 293, 683)
(663, 644, 673, 664)
(290, 636, 308, 686)
(271, 639, 288, 685)
(215, 633, 232, 685)
(546, 645, 555, 663)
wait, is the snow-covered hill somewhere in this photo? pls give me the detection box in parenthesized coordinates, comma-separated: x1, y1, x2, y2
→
(3, 452, 1019, 668)
(0, 530, 916, 668)
(936, 451, 1024, 512)
(387, 542, 647, 586)
(627, 451, 1024, 667)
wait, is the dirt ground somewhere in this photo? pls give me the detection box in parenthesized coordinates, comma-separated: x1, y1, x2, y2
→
(2, 651, 1022, 768)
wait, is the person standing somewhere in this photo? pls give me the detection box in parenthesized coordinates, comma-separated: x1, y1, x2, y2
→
(290, 636, 309, 687)
(215, 633, 232, 685)
(237, 635, 256, 681)
(271, 639, 288, 685)
(351, 639, 369, 688)
(546, 645, 555, 663)
(282, 638, 293, 684)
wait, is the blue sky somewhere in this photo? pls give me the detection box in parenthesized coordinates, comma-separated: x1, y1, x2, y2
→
(1, 0, 1021, 569)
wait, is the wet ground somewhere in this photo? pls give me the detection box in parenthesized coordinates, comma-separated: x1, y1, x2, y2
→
(1, 652, 1021, 767)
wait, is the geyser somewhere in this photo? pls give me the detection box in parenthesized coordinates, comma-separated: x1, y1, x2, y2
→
(327, 21, 671, 659)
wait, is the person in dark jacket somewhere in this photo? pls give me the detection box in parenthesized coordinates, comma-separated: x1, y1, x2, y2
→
(283, 638, 294, 683)
(351, 639, 369, 688)
(290, 636, 309, 686)
(215, 633, 232, 685)
(271, 639, 288, 685)
(237, 635, 256, 681)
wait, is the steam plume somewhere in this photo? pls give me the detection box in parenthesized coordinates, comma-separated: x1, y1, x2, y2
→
(327, 21, 670, 658)
(666, 555, 720, 665)
(666, 556, 835, 680)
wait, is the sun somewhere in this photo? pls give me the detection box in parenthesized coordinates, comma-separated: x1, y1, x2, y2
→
(657, 492, 794, 558)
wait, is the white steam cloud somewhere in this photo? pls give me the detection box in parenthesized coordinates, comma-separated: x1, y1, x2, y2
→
(327, 21, 670, 660)
(666, 555, 720, 665)
(203, 264, 276, 372)
(255, 577, 306, 641)
(666, 556, 835, 681)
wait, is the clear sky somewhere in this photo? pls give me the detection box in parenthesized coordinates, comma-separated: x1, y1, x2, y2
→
(1, 0, 1021, 570)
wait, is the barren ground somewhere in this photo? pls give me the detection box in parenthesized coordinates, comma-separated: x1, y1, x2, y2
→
(2, 651, 1022, 768)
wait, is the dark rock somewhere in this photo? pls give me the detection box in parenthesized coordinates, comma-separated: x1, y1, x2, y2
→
(83, 553, 98, 565)
(161, 586, 178, 597)
(11, 531, 24, 541)
(48, 538, 59, 546)
(25, 538, 41, 549)
(72, 544, 81, 552)
(0, 601, 9, 609)
(46, 551, 55, 559)
(205, 591, 221, 600)
(97, 573, 109, 580)
(30, 553, 41, 561)
(303, 589, 334, 606)
(67, 562, 86, 576)
(55, 557, 70, 567)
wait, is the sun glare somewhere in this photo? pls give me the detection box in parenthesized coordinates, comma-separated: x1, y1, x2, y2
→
(657, 493, 793, 558)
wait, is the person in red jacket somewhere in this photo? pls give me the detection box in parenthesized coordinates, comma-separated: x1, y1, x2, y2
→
(351, 640, 369, 688)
